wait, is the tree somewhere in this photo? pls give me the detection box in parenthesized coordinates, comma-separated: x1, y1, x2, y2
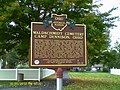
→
(99, 42, 120, 69)
(109, 42, 120, 69)
(0, 0, 118, 68)
(2, 49, 19, 68)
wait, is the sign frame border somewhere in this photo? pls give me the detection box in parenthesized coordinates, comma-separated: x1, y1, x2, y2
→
(30, 22, 87, 67)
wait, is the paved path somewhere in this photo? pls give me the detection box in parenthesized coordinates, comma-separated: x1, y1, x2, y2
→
(0, 72, 71, 90)
(63, 72, 70, 79)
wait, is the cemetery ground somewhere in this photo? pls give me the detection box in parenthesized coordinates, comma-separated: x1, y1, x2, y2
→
(0, 72, 120, 90)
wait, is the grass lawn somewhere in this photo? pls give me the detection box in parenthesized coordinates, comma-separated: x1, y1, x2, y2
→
(0, 81, 42, 88)
(0, 72, 120, 90)
(64, 72, 120, 90)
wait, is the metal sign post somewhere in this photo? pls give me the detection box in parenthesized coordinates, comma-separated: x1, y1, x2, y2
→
(56, 68, 63, 90)
(57, 78, 62, 90)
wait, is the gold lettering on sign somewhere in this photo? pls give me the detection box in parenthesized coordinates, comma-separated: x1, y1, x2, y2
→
(65, 32, 83, 36)
(55, 17, 64, 20)
(49, 32, 63, 35)
(34, 35, 47, 38)
(33, 31, 84, 39)
(34, 39, 83, 59)
(49, 35, 70, 39)
(45, 59, 73, 64)
(53, 22, 66, 26)
(72, 36, 83, 39)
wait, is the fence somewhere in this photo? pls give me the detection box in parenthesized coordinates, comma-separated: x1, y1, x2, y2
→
(0, 68, 55, 81)
(110, 69, 120, 75)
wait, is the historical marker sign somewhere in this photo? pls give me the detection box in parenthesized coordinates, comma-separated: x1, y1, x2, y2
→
(30, 14, 87, 68)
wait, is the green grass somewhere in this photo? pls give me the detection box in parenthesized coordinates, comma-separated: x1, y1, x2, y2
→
(0, 81, 42, 88)
(64, 72, 120, 90)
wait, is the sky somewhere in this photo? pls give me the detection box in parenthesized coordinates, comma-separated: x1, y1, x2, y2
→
(93, 0, 120, 47)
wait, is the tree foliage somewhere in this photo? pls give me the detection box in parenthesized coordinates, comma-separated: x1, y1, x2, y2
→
(108, 42, 120, 69)
(0, 0, 118, 68)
